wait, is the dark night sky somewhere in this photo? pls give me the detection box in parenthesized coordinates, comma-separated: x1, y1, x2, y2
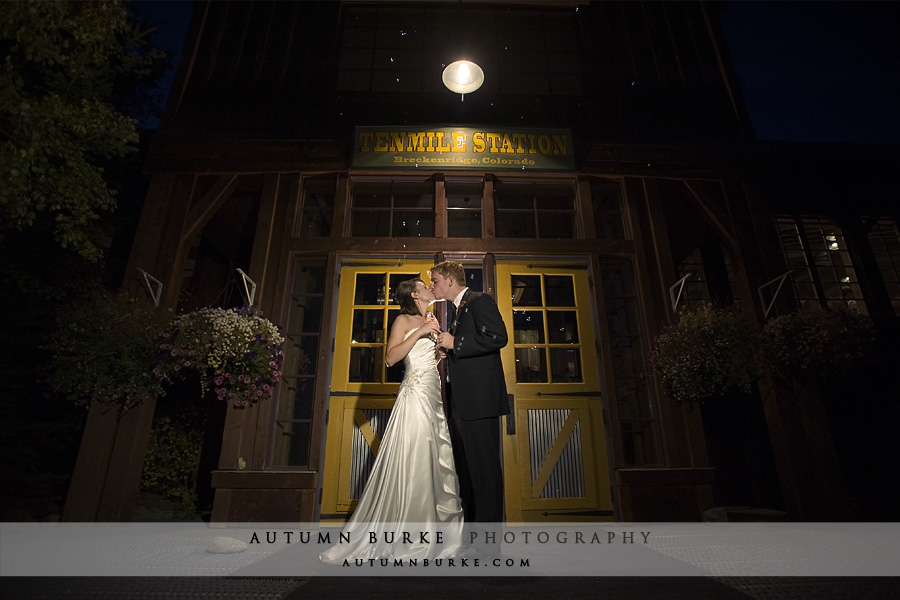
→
(132, 0, 900, 144)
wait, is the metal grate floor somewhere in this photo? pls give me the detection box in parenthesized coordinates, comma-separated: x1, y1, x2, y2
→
(715, 577, 900, 600)
(1, 577, 307, 600)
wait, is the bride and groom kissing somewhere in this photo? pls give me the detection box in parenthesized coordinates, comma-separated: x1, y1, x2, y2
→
(320, 260, 509, 564)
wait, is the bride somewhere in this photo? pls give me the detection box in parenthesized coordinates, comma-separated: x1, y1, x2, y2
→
(319, 278, 464, 564)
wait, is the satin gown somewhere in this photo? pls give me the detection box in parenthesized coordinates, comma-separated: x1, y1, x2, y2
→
(319, 330, 464, 564)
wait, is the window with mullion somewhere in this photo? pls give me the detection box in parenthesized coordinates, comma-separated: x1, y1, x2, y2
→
(775, 216, 867, 314)
(271, 258, 327, 468)
(350, 180, 434, 237)
(600, 258, 658, 465)
(868, 218, 900, 315)
(446, 180, 483, 238)
(297, 176, 336, 237)
(495, 180, 575, 239)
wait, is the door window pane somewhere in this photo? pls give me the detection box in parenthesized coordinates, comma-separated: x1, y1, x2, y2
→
(513, 311, 545, 344)
(547, 310, 578, 343)
(350, 347, 384, 382)
(388, 273, 421, 303)
(545, 275, 575, 306)
(351, 310, 385, 343)
(550, 348, 582, 382)
(354, 273, 386, 305)
(511, 275, 542, 306)
(516, 347, 547, 382)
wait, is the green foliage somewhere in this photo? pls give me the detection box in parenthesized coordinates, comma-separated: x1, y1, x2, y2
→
(757, 307, 877, 383)
(45, 287, 172, 411)
(649, 303, 757, 404)
(140, 410, 203, 519)
(0, 0, 167, 260)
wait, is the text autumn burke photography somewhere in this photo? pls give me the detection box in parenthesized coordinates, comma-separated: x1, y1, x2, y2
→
(248, 528, 652, 546)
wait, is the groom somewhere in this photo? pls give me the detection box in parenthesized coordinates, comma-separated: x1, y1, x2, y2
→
(430, 260, 509, 524)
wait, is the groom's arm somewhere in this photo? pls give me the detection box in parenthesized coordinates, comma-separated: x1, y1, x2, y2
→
(452, 293, 508, 359)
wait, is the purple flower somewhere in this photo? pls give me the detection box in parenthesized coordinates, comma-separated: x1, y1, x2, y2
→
(215, 377, 224, 386)
(256, 390, 263, 397)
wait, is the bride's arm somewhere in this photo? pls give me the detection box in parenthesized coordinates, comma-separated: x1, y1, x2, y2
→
(384, 315, 440, 367)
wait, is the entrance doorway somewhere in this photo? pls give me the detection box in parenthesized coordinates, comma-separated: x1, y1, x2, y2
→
(495, 260, 613, 522)
(320, 257, 613, 523)
(320, 258, 437, 521)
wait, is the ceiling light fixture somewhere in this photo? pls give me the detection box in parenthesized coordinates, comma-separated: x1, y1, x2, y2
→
(442, 60, 484, 101)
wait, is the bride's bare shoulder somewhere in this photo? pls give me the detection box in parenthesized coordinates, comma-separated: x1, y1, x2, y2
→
(390, 313, 418, 329)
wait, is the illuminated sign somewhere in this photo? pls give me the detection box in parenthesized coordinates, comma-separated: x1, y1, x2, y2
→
(351, 126, 575, 171)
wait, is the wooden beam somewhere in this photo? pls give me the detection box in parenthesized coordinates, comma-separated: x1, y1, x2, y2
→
(682, 180, 739, 254)
(183, 175, 241, 244)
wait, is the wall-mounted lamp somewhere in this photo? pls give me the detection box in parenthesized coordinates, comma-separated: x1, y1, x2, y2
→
(442, 60, 484, 101)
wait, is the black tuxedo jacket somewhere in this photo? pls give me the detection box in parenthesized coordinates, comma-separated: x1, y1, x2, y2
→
(446, 290, 510, 421)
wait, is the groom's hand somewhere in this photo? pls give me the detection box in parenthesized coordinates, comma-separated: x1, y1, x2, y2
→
(437, 331, 454, 350)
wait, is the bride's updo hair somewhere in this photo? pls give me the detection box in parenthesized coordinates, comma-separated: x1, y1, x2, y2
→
(394, 278, 424, 316)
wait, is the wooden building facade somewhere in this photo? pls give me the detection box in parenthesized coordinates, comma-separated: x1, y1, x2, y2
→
(64, 1, 899, 523)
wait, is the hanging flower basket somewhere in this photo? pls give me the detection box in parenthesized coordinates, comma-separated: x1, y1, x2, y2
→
(757, 307, 876, 384)
(45, 288, 171, 412)
(154, 306, 285, 408)
(649, 303, 757, 404)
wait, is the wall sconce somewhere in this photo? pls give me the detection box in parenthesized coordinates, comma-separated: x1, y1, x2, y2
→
(442, 60, 484, 101)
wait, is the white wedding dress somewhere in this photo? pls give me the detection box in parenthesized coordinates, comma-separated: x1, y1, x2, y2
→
(319, 330, 464, 564)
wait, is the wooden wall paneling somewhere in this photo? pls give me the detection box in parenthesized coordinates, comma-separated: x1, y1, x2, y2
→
(122, 174, 177, 298)
(332, 174, 350, 238)
(627, 176, 682, 467)
(248, 173, 281, 469)
(93, 398, 159, 521)
(434, 174, 447, 237)
(62, 174, 188, 521)
(682, 180, 739, 252)
(577, 177, 596, 239)
(158, 175, 201, 309)
(482, 174, 496, 238)
(61, 404, 121, 520)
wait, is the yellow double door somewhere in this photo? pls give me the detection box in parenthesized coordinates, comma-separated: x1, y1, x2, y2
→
(321, 259, 612, 523)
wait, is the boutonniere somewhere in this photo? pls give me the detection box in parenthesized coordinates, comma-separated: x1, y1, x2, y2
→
(459, 300, 466, 309)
